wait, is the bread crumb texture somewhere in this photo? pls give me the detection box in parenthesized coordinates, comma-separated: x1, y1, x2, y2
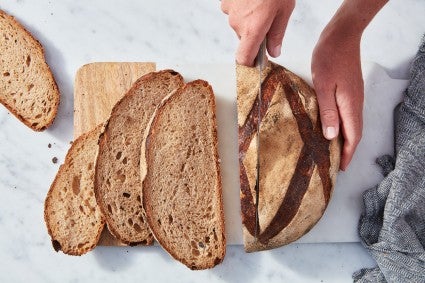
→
(0, 10, 59, 131)
(143, 80, 225, 270)
(94, 70, 184, 245)
(44, 126, 104, 255)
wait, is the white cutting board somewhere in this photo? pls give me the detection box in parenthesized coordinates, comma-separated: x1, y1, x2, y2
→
(157, 61, 408, 244)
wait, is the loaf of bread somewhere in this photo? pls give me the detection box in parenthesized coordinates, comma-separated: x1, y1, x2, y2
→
(44, 125, 104, 255)
(237, 61, 341, 252)
(94, 70, 184, 245)
(0, 9, 59, 131)
(141, 80, 226, 270)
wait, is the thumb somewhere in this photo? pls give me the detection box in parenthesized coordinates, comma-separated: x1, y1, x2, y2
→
(316, 88, 340, 140)
(266, 12, 288, 58)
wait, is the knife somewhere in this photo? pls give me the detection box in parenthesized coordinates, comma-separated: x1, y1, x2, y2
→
(254, 39, 266, 240)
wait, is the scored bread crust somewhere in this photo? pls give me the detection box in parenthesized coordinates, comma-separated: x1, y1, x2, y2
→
(94, 70, 184, 245)
(142, 80, 226, 270)
(0, 9, 60, 131)
(237, 61, 341, 252)
(44, 125, 104, 256)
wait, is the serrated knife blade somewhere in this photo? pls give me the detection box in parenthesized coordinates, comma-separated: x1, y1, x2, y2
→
(254, 39, 266, 240)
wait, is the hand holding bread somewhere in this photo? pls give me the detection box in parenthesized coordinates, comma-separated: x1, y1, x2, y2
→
(311, 0, 388, 170)
(223, 0, 389, 170)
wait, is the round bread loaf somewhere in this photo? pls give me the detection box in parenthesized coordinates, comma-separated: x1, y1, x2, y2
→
(237, 61, 341, 252)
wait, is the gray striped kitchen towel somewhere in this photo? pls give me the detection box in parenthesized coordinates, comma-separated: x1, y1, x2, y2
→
(353, 35, 425, 283)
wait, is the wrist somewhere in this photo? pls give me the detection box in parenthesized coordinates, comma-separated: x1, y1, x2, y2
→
(320, 0, 388, 43)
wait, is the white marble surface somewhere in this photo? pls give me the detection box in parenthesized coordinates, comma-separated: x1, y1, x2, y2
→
(0, 0, 424, 282)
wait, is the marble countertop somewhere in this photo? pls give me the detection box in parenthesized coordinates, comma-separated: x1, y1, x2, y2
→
(1, 0, 424, 282)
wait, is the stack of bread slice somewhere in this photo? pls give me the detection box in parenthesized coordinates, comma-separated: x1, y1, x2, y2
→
(44, 69, 226, 270)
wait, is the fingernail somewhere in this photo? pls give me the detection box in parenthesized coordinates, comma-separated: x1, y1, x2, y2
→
(325, 126, 337, 139)
(271, 44, 281, 57)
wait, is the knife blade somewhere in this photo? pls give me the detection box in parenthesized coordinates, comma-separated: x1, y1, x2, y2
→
(254, 39, 266, 240)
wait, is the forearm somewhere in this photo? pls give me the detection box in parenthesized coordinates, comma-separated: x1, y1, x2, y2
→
(324, 0, 388, 38)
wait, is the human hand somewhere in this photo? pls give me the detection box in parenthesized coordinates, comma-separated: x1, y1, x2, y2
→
(312, 29, 363, 171)
(312, 0, 388, 171)
(221, 0, 295, 66)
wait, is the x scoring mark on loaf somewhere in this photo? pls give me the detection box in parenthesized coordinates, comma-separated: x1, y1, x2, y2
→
(239, 65, 331, 244)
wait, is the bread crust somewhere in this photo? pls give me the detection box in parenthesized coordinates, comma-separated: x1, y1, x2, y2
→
(237, 61, 341, 252)
(0, 9, 60, 131)
(142, 80, 226, 270)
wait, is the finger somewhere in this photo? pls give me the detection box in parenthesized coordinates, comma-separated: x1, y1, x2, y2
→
(314, 84, 340, 141)
(236, 30, 264, 66)
(266, 3, 294, 58)
(221, 0, 230, 14)
(338, 108, 363, 171)
(337, 92, 363, 171)
(266, 15, 286, 57)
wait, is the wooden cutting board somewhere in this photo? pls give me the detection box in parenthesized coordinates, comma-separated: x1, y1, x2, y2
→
(74, 62, 155, 245)
(74, 62, 156, 138)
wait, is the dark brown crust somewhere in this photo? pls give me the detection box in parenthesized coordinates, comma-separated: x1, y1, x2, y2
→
(0, 9, 60, 131)
(283, 78, 332, 205)
(238, 64, 332, 243)
(143, 80, 225, 270)
(44, 125, 104, 256)
(207, 80, 226, 267)
(238, 67, 279, 236)
(258, 69, 330, 243)
(259, 145, 315, 243)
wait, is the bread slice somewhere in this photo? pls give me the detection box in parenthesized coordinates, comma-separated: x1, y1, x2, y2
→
(237, 61, 341, 252)
(95, 70, 184, 245)
(142, 80, 226, 270)
(44, 125, 104, 255)
(0, 9, 60, 131)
